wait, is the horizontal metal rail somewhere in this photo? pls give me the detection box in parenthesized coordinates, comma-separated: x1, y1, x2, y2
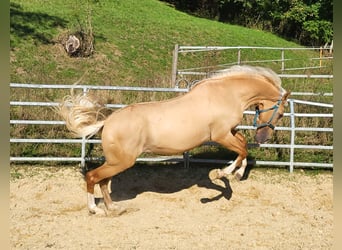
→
(9, 124, 333, 133)
(177, 45, 332, 53)
(177, 70, 333, 79)
(10, 83, 189, 92)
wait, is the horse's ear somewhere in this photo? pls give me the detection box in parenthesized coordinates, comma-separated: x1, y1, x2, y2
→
(282, 91, 291, 106)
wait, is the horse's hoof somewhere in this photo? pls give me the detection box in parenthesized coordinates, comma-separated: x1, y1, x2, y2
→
(88, 206, 106, 216)
(209, 169, 223, 181)
(234, 172, 242, 181)
(107, 204, 128, 217)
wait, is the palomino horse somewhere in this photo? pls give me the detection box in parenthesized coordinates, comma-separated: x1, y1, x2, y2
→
(57, 65, 290, 215)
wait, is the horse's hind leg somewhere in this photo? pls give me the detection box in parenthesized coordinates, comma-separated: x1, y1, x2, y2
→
(86, 158, 135, 215)
(99, 178, 113, 206)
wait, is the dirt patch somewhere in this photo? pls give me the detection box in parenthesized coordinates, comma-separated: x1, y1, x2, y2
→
(10, 164, 333, 249)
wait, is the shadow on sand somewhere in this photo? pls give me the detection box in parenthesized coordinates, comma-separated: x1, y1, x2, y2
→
(84, 148, 254, 205)
(107, 163, 234, 204)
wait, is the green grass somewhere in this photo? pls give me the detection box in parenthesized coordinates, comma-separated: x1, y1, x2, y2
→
(10, 0, 333, 168)
(10, 0, 305, 85)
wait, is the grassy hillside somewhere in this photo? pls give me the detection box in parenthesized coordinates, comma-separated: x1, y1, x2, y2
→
(10, 0, 305, 86)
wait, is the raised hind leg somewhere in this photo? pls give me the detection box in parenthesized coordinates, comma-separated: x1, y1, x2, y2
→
(209, 130, 248, 181)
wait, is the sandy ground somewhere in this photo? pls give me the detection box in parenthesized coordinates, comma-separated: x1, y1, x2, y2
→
(10, 164, 332, 249)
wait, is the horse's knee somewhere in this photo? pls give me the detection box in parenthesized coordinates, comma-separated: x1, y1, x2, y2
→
(85, 170, 98, 183)
(85, 171, 97, 193)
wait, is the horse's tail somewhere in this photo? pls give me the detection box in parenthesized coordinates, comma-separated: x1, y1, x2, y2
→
(56, 92, 108, 138)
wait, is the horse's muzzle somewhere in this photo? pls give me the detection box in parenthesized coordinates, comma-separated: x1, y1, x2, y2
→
(254, 127, 273, 144)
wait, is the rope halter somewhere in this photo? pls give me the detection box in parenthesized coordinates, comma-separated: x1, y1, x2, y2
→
(253, 99, 282, 129)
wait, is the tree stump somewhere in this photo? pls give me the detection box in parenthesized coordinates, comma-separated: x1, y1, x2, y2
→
(65, 35, 81, 55)
(60, 31, 94, 57)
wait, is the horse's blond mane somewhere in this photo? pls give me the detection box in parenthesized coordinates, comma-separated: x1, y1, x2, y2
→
(192, 65, 282, 90)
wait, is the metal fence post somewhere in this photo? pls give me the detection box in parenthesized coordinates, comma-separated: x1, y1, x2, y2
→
(80, 87, 88, 167)
(289, 99, 295, 172)
(183, 152, 190, 168)
(171, 44, 179, 87)
(281, 49, 285, 72)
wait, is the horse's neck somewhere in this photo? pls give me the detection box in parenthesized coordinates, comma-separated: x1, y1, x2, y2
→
(245, 82, 280, 108)
(191, 76, 281, 109)
(226, 77, 281, 109)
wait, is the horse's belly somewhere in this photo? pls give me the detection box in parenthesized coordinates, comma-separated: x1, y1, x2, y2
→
(144, 129, 209, 155)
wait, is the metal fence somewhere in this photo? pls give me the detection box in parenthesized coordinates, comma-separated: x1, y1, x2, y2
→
(10, 83, 333, 172)
(171, 45, 333, 86)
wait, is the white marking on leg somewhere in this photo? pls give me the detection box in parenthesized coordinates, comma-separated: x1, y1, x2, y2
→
(87, 192, 97, 211)
(222, 159, 238, 175)
(87, 192, 105, 214)
(235, 158, 247, 178)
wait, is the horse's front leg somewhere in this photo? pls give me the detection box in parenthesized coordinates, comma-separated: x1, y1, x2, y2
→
(209, 131, 248, 181)
(221, 157, 248, 180)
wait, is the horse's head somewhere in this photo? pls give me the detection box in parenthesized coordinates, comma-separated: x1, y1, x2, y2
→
(254, 91, 291, 144)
